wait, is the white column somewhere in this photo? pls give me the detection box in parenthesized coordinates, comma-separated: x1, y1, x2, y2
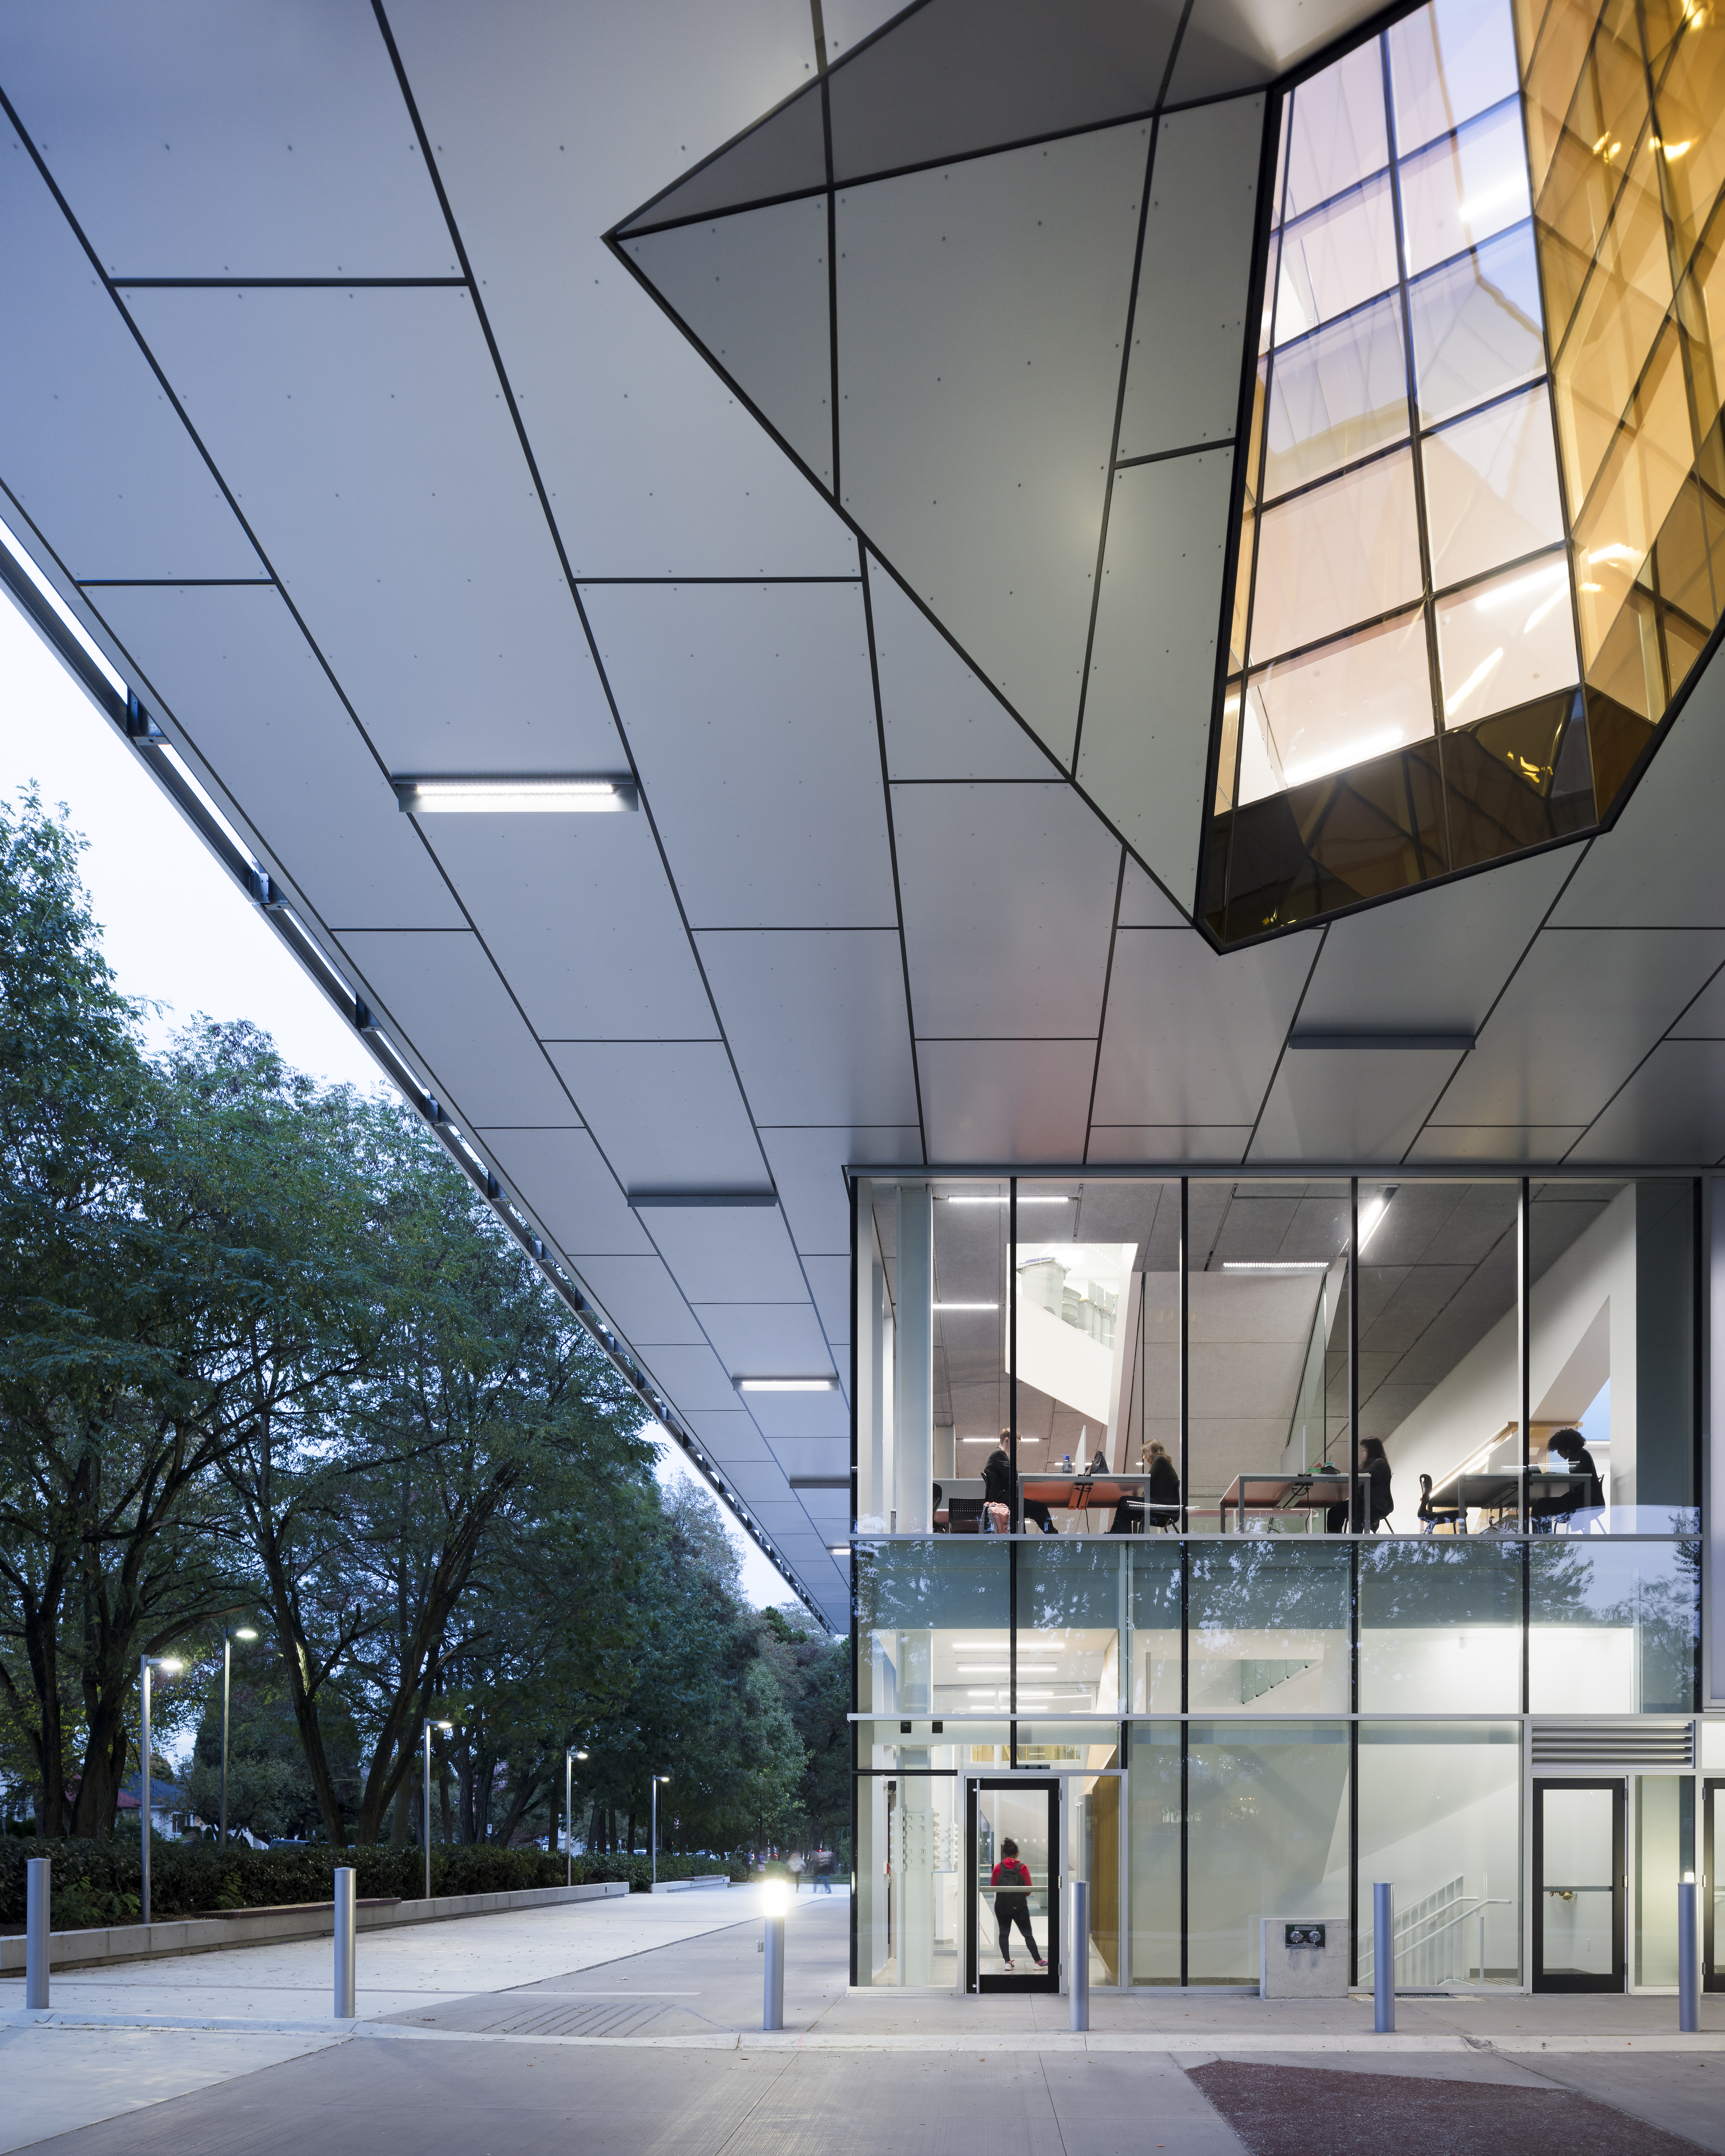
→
(899, 1628, 933, 1985)
(895, 1183, 933, 1533)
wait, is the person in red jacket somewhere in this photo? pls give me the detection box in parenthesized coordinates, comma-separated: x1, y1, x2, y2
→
(990, 1838, 1043, 1970)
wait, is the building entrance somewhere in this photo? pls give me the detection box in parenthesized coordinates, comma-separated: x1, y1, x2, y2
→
(968, 1779, 1059, 1994)
(1533, 1780, 1625, 1992)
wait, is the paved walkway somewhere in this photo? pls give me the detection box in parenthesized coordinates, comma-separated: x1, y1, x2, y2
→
(6, 1886, 1725, 2152)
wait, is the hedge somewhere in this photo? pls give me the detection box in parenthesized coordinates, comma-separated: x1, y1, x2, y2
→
(0, 1838, 750, 1929)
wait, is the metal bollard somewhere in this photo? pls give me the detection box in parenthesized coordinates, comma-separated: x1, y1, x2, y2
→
(1679, 1876, 1700, 2034)
(762, 1890, 786, 2030)
(333, 1867, 356, 2019)
(25, 1858, 50, 2010)
(1373, 1882, 1395, 2033)
(1070, 1878, 1089, 2032)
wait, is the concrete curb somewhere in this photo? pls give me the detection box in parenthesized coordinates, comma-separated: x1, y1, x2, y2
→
(0, 1879, 630, 1974)
(649, 1876, 732, 1894)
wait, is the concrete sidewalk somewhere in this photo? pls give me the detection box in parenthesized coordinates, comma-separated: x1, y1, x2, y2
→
(7, 1888, 1725, 2153)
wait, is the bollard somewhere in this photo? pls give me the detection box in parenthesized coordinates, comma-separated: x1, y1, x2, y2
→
(333, 1867, 356, 2019)
(25, 1858, 50, 2010)
(1373, 1882, 1395, 2033)
(1679, 1876, 1700, 2034)
(1070, 1878, 1089, 2032)
(762, 1883, 786, 2030)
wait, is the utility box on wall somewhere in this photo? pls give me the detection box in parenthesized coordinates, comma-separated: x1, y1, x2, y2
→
(1260, 1919, 1350, 1998)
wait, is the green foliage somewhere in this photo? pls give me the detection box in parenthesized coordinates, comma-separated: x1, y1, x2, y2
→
(0, 1836, 750, 1924)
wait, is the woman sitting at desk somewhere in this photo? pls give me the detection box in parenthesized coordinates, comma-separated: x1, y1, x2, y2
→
(1326, 1438, 1394, 1532)
(1543, 1428, 1603, 1528)
(1109, 1440, 1180, 1534)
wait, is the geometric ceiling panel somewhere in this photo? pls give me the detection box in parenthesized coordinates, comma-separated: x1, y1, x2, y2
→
(867, 556, 1057, 782)
(625, 196, 833, 487)
(1115, 99, 1266, 461)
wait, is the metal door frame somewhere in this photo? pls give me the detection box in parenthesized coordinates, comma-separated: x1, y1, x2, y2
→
(1532, 1777, 1626, 1993)
(966, 1776, 1061, 1995)
(1705, 1778, 1724, 1992)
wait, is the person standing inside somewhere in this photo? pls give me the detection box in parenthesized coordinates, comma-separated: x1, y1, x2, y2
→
(991, 1837, 1043, 1971)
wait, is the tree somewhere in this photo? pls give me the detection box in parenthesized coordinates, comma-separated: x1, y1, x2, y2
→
(184, 1639, 362, 1843)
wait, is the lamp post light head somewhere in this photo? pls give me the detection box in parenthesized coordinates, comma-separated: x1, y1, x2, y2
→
(234, 1627, 259, 1641)
(152, 1658, 184, 1674)
(574, 1748, 589, 1761)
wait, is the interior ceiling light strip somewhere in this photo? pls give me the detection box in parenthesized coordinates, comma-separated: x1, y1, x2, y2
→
(392, 773, 638, 814)
(945, 1194, 1072, 1205)
(0, 533, 827, 1628)
(1221, 1260, 1330, 1271)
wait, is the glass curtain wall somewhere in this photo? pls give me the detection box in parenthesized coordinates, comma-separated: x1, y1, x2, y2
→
(851, 1172, 1701, 1989)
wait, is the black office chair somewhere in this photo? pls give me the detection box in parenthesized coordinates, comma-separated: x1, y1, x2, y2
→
(1417, 1472, 1462, 1535)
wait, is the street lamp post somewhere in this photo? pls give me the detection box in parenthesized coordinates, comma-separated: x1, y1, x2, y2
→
(138, 1655, 183, 1927)
(566, 1748, 588, 1887)
(422, 1719, 452, 1903)
(651, 1774, 671, 1890)
(220, 1627, 258, 1848)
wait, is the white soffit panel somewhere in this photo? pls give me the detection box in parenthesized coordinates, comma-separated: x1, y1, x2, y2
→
(1117, 855, 1188, 926)
(642, 1205, 810, 1305)
(758, 1125, 923, 1254)
(122, 286, 622, 773)
(1569, 1043, 1725, 1161)
(89, 584, 463, 931)
(892, 783, 1120, 1037)
(696, 929, 918, 1125)
(769, 1437, 850, 1478)
(636, 1344, 744, 1413)
(918, 1038, 1097, 1160)
(822, 0, 914, 57)
(1166, 0, 1391, 101)
(1435, 929, 1725, 1128)
(623, 197, 833, 487)
(732, 1383, 849, 1440)
(1548, 646, 1725, 927)
(1670, 967, 1725, 1038)
(1250, 1046, 1465, 1162)
(693, 1301, 834, 1375)
(1407, 1125, 1588, 1162)
(477, 1128, 651, 1257)
(386, 0, 853, 579)
(545, 1039, 767, 1192)
(1076, 448, 1233, 894)
(581, 581, 896, 927)
(834, 124, 1148, 766)
(415, 814, 717, 1041)
(340, 931, 576, 1127)
(0, 1, 455, 276)
(1298, 842, 1583, 1036)
(0, 133, 260, 579)
(1092, 925, 1318, 1124)
(802, 1254, 852, 1346)
(1116, 98, 1264, 461)
(1088, 1125, 1253, 1162)
(868, 558, 1057, 780)
(565, 1254, 705, 1346)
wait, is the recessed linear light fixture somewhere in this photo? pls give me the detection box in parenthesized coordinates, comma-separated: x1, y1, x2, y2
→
(933, 1301, 999, 1312)
(945, 1194, 1072, 1206)
(1221, 1260, 1330, 1272)
(392, 773, 638, 814)
(735, 1376, 839, 1393)
(1288, 1029, 1474, 1052)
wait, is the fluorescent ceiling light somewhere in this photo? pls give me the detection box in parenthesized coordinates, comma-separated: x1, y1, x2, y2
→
(934, 1301, 998, 1311)
(960, 1436, 1000, 1445)
(735, 1377, 839, 1392)
(394, 774, 636, 814)
(828, 1545, 851, 1557)
(1222, 1260, 1329, 1272)
(945, 1194, 1072, 1205)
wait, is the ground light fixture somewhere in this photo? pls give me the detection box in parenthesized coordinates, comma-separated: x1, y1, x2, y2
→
(220, 1626, 261, 1849)
(392, 774, 637, 814)
(138, 1655, 184, 1927)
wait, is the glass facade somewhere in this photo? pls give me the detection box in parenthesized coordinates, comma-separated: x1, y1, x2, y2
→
(1204, 0, 1725, 942)
(850, 1171, 1704, 1992)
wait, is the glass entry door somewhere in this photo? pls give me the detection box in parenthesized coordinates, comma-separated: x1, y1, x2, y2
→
(968, 1779, 1060, 1993)
(1534, 1780, 1624, 1991)
(1705, 1780, 1724, 1992)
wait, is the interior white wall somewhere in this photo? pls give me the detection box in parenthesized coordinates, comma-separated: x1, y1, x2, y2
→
(1378, 1188, 1637, 1526)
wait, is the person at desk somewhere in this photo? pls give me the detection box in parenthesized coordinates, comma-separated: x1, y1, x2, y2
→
(1326, 1438, 1394, 1531)
(983, 1436, 1056, 1533)
(1110, 1440, 1180, 1534)
(1545, 1428, 1603, 1527)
